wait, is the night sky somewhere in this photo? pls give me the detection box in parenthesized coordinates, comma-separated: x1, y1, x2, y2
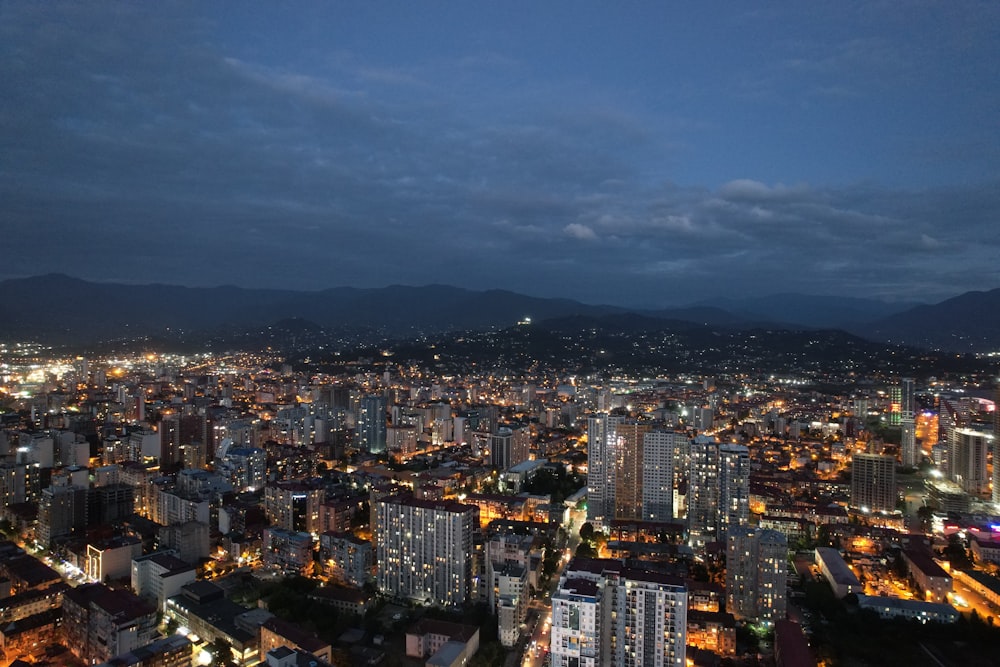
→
(3, 2, 998, 307)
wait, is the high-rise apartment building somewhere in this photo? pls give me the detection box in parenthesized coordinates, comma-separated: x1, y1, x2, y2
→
(550, 560, 687, 667)
(850, 453, 896, 512)
(725, 527, 787, 624)
(586, 413, 622, 525)
(490, 425, 530, 471)
(375, 494, 478, 606)
(641, 430, 682, 522)
(900, 378, 918, 467)
(949, 428, 990, 496)
(613, 420, 652, 521)
(264, 482, 326, 533)
(358, 394, 387, 454)
(888, 385, 902, 426)
(993, 384, 1000, 508)
(688, 438, 750, 547)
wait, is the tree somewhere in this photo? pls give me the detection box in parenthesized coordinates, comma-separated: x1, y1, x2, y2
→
(579, 522, 595, 543)
(209, 638, 237, 667)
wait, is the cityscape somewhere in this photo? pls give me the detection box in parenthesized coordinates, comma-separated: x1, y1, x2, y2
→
(0, 324, 998, 667)
(3, 4, 1000, 667)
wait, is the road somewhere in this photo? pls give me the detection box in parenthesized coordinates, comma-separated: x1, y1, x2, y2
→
(520, 508, 585, 667)
(952, 578, 999, 625)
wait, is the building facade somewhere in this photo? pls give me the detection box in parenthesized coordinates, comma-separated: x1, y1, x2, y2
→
(375, 495, 478, 606)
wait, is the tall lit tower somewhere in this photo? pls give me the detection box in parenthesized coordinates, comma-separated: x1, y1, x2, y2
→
(641, 430, 683, 522)
(358, 394, 387, 454)
(850, 452, 896, 512)
(949, 428, 989, 496)
(900, 378, 918, 467)
(587, 413, 621, 526)
(994, 381, 1000, 507)
(614, 420, 652, 520)
(688, 437, 749, 547)
(726, 527, 788, 624)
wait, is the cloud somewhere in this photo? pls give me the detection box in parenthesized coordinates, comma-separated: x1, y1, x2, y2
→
(0, 4, 997, 306)
(563, 224, 598, 241)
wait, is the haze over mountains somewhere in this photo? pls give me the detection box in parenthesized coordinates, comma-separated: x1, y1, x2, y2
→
(1, 274, 998, 352)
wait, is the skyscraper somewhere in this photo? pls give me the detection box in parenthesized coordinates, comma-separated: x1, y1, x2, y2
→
(375, 494, 478, 606)
(612, 571, 688, 667)
(490, 425, 530, 471)
(994, 382, 1000, 508)
(949, 428, 990, 496)
(900, 378, 918, 467)
(688, 437, 750, 547)
(888, 385, 902, 426)
(718, 444, 751, 536)
(641, 430, 681, 522)
(358, 394, 387, 454)
(850, 452, 896, 512)
(587, 413, 621, 525)
(550, 560, 688, 667)
(726, 527, 787, 625)
(614, 420, 652, 520)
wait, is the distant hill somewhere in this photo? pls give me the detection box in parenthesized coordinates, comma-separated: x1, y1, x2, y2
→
(695, 293, 919, 329)
(859, 288, 1000, 352)
(0, 274, 996, 352)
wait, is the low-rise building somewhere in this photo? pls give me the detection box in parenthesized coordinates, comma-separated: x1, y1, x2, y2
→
(63, 583, 158, 664)
(686, 610, 736, 656)
(87, 536, 143, 583)
(902, 548, 952, 603)
(856, 595, 959, 623)
(319, 531, 373, 587)
(953, 569, 1000, 607)
(0, 609, 62, 660)
(259, 617, 332, 664)
(165, 581, 271, 666)
(132, 552, 197, 612)
(970, 535, 1000, 565)
(0, 582, 67, 623)
(306, 585, 374, 618)
(814, 548, 862, 599)
(405, 619, 480, 665)
(97, 634, 193, 667)
(261, 528, 314, 574)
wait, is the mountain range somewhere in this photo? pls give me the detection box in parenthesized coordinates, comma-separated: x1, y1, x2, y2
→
(0, 274, 998, 352)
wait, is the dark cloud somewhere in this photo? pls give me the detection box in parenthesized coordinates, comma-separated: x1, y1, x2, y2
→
(1, 3, 998, 307)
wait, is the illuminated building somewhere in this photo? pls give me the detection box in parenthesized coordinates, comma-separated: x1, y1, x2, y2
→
(217, 446, 266, 492)
(949, 428, 990, 496)
(265, 481, 325, 533)
(489, 425, 530, 471)
(888, 385, 902, 426)
(688, 438, 750, 547)
(612, 420, 652, 521)
(586, 413, 621, 526)
(900, 378, 918, 467)
(550, 560, 688, 667)
(849, 453, 896, 513)
(374, 494, 478, 606)
(641, 430, 682, 522)
(261, 528, 314, 574)
(725, 527, 787, 624)
(358, 394, 387, 454)
(63, 583, 157, 664)
(319, 531, 373, 588)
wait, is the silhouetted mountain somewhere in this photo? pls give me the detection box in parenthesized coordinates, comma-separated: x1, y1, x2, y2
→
(0, 275, 626, 345)
(695, 293, 919, 328)
(860, 288, 1000, 352)
(1, 275, 997, 352)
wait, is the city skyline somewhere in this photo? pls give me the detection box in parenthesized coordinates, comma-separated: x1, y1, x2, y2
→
(3, 3, 999, 307)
